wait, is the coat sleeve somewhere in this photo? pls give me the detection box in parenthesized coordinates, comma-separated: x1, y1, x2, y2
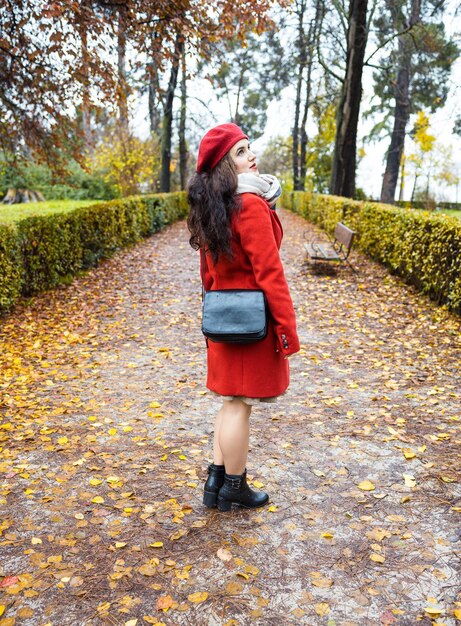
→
(234, 195, 300, 356)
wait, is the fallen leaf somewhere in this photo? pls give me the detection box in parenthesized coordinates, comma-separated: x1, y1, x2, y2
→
(0, 577, 19, 588)
(156, 595, 174, 611)
(314, 602, 330, 616)
(424, 606, 443, 618)
(225, 581, 243, 594)
(217, 548, 232, 562)
(358, 480, 375, 491)
(370, 553, 385, 563)
(187, 592, 208, 603)
(403, 474, 416, 488)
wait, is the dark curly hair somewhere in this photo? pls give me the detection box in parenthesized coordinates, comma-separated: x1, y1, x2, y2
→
(187, 154, 241, 264)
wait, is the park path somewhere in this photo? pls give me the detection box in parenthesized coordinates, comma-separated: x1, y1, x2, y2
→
(0, 209, 460, 626)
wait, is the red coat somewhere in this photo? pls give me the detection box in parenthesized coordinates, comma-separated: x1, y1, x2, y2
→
(202, 193, 300, 398)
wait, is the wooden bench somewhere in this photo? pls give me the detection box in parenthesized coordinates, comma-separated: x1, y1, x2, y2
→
(304, 222, 356, 272)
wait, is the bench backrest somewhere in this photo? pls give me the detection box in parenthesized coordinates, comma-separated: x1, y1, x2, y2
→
(334, 222, 356, 257)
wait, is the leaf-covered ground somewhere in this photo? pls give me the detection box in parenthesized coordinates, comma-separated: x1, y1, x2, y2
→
(1, 209, 460, 626)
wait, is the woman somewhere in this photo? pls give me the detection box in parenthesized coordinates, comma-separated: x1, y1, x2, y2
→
(187, 123, 300, 512)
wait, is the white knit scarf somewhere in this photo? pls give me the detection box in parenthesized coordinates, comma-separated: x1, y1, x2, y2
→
(236, 173, 282, 208)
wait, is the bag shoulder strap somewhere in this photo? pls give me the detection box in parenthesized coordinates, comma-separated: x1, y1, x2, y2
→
(200, 245, 207, 297)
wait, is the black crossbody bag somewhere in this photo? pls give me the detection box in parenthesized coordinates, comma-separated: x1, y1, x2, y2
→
(200, 247, 268, 344)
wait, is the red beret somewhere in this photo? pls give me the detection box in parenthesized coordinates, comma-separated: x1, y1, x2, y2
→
(197, 123, 248, 173)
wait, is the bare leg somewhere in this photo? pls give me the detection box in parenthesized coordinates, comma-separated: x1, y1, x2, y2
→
(217, 399, 251, 475)
(213, 405, 225, 466)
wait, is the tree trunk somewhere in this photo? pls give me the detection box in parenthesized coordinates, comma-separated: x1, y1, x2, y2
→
(77, 0, 92, 151)
(300, 3, 321, 186)
(148, 34, 161, 135)
(179, 47, 188, 190)
(160, 35, 183, 193)
(330, 0, 368, 198)
(117, 5, 129, 140)
(81, 15, 92, 149)
(292, 0, 307, 191)
(380, 0, 421, 203)
(398, 152, 405, 201)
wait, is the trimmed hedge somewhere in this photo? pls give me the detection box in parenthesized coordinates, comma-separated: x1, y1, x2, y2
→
(282, 191, 461, 314)
(0, 192, 188, 313)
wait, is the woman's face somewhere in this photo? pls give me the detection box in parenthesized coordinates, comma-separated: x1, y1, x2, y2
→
(230, 139, 258, 175)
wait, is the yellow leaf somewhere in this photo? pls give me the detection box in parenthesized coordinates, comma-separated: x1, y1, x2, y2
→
(106, 476, 121, 484)
(74, 513, 84, 520)
(403, 474, 416, 488)
(311, 576, 333, 588)
(358, 480, 375, 491)
(0, 607, 5, 617)
(143, 617, 166, 625)
(321, 532, 334, 539)
(89, 478, 102, 486)
(138, 564, 157, 577)
(31, 537, 42, 545)
(245, 565, 259, 576)
(236, 572, 249, 580)
(370, 553, 385, 563)
(149, 402, 161, 408)
(92, 496, 104, 504)
(125, 620, 138, 626)
(252, 480, 264, 488)
(425, 606, 443, 617)
(267, 505, 278, 512)
(454, 608, 461, 619)
(187, 592, 208, 603)
(441, 476, 455, 483)
(225, 581, 243, 594)
(97, 602, 111, 613)
(149, 542, 163, 548)
(314, 603, 330, 616)
(312, 469, 325, 477)
(58, 436, 68, 444)
(0, 618, 16, 626)
(403, 448, 416, 459)
(108, 428, 117, 436)
(123, 426, 133, 432)
(115, 542, 127, 549)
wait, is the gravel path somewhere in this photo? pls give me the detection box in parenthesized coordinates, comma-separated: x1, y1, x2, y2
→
(1, 209, 460, 626)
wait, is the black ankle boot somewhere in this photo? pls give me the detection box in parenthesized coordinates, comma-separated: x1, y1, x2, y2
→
(203, 464, 225, 508)
(217, 471, 269, 512)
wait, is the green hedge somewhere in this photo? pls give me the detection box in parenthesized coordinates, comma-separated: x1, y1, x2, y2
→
(0, 192, 188, 313)
(282, 191, 461, 314)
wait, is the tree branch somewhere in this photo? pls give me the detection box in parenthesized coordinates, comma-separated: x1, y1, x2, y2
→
(364, 22, 420, 66)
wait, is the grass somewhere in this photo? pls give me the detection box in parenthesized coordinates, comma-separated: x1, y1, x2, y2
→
(0, 199, 104, 224)
(440, 209, 461, 220)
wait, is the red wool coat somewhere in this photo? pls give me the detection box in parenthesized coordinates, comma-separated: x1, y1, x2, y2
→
(202, 193, 300, 398)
